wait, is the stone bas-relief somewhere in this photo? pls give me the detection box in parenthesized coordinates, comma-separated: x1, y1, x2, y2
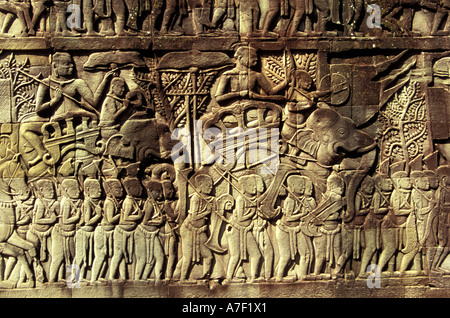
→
(0, 0, 447, 297)
(0, 0, 448, 37)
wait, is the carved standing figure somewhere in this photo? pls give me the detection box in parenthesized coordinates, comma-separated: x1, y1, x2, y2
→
(276, 175, 316, 281)
(0, 0, 32, 37)
(109, 177, 143, 281)
(287, 0, 314, 36)
(225, 175, 262, 283)
(54, 0, 79, 36)
(160, 173, 179, 281)
(49, 178, 82, 283)
(312, 171, 345, 278)
(359, 174, 393, 277)
(27, 179, 58, 266)
(377, 171, 412, 275)
(434, 165, 450, 272)
(180, 174, 214, 282)
(334, 175, 374, 277)
(74, 178, 103, 281)
(90, 178, 122, 283)
(236, 0, 260, 36)
(134, 179, 165, 283)
(400, 171, 438, 275)
(0, 152, 42, 288)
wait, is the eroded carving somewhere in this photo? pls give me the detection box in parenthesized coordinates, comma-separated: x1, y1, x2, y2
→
(0, 4, 445, 292)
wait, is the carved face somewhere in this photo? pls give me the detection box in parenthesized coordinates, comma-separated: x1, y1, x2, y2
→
(63, 181, 80, 199)
(125, 180, 143, 197)
(87, 182, 102, 199)
(381, 178, 393, 191)
(54, 55, 74, 77)
(108, 180, 124, 198)
(287, 176, 304, 195)
(199, 179, 213, 195)
(40, 182, 55, 199)
(331, 182, 344, 195)
(150, 188, 163, 201)
(157, 121, 177, 160)
(415, 177, 430, 191)
(112, 80, 126, 98)
(428, 175, 439, 189)
(225, 200, 233, 210)
(304, 180, 313, 196)
(306, 108, 376, 166)
(398, 177, 412, 190)
(162, 181, 174, 200)
(238, 48, 258, 68)
(295, 71, 313, 91)
(361, 177, 374, 194)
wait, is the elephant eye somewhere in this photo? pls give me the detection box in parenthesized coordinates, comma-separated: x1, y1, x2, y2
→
(337, 127, 346, 136)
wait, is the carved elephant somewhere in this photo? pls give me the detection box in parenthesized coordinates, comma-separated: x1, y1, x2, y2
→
(261, 107, 378, 220)
(105, 118, 178, 163)
(283, 107, 376, 168)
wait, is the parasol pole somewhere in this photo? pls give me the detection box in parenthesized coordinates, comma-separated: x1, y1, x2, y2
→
(189, 67, 201, 170)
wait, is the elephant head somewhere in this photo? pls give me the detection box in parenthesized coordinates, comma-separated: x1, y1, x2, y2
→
(284, 107, 377, 222)
(304, 108, 376, 167)
(105, 118, 177, 162)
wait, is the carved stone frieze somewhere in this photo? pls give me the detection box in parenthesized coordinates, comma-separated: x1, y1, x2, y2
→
(0, 0, 446, 297)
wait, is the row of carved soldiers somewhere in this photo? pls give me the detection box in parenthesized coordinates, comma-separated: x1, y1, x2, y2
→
(0, 0, 448, 38)
(2, 164, 450, 287)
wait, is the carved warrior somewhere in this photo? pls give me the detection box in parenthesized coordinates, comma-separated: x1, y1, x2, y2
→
(0, 1, 446, 290)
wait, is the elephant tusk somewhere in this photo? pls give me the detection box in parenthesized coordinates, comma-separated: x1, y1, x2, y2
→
(356, 141, 377, 154)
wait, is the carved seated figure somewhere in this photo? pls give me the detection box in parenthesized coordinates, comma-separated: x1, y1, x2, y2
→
(20, 52, 114, 168)
(214, 46, 289, 107)
(99, 76, 130, 140)
(282, 70, 331, 155)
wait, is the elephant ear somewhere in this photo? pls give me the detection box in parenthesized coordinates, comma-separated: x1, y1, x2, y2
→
(295, 129, 318, 157)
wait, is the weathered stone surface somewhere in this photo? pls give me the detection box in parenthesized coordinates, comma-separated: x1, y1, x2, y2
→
(0, 0, 447, 300)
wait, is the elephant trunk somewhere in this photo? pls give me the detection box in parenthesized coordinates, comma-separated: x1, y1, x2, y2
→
(342, 147, 377, 223)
